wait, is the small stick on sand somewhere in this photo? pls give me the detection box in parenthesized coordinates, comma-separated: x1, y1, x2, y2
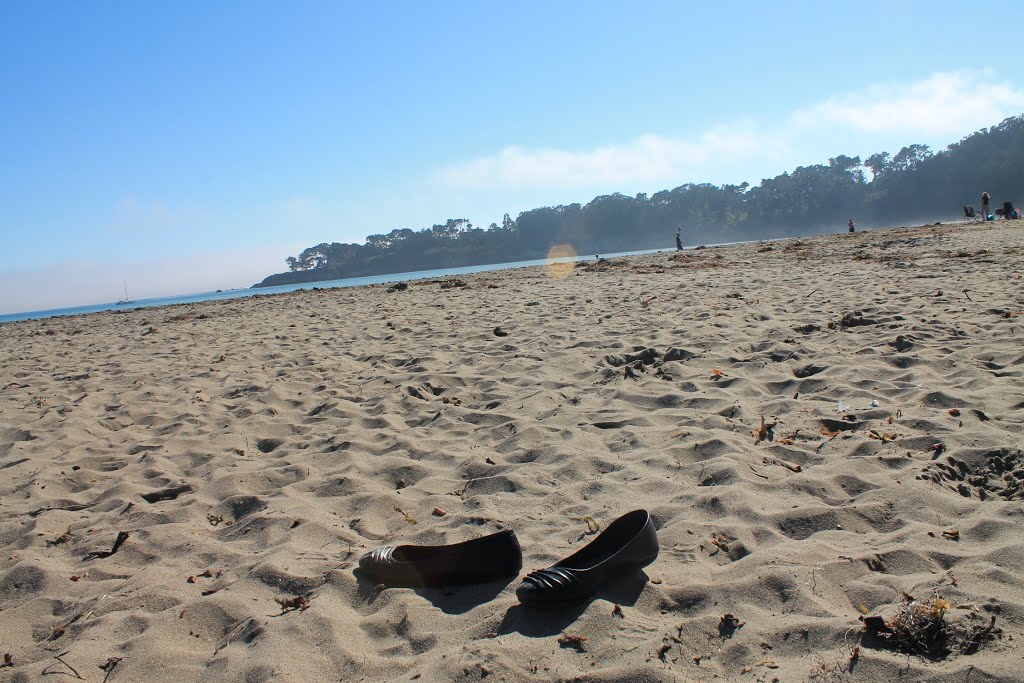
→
(86, 531, 129, 560)
(100, 657, 123, 683)
(748, 464, 769, 479)
(762, 456, 802, 473)
(42, 651, 83, 680)
(28, 502, 98, 518)
(816, 432, 841, 453)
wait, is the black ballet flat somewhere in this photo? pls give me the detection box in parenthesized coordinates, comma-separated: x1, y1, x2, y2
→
(516, 509, 658, 606)
(358, 529, 522, 588)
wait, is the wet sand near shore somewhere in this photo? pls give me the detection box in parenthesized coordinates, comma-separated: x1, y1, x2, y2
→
(1, 222, 1022, 681)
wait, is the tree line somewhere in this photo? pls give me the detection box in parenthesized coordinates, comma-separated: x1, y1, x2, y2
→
(254, 114, 1024, 288)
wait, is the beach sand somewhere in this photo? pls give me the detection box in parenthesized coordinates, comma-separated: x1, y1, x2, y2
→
(1, 222, 1022, 682)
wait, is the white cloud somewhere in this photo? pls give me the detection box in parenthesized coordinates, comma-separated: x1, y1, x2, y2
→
(433, 124, 786, 190)
(431, 70, 1024, 193)
(0, 243, 306, 315)
(791, 70, 1024, 136)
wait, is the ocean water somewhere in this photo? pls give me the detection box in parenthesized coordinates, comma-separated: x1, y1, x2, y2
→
(0, 247, 674, 323)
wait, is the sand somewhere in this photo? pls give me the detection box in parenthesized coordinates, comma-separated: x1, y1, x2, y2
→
(1, 221, 1022, 682)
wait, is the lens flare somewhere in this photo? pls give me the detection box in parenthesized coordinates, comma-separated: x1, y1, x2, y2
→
(544, 244, 576, 280)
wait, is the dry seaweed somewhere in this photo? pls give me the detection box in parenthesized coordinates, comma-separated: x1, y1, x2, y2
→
(752, 414, 776, 444)
(861, 593, 1002, 658)
(718, 613, 744, 638)
(709, 533, 730, 556)
(777, 428, 799, 445)
(273, 593, 312, 614)
(47, 526, 74, 546)
(394, 505, 417, 524)
(558, 631, 588, 652)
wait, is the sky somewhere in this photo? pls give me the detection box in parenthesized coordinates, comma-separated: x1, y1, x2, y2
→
(2, 1, 1023, 314)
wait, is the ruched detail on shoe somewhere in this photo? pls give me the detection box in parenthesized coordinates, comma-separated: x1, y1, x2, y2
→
(523, 566, 585, 591)
(359, 546, 397, 572)
(516, 510, 659, 606)
(517, 566, 589, 603)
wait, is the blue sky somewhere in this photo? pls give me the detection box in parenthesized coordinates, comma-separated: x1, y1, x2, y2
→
(2, 1, 1023, 314)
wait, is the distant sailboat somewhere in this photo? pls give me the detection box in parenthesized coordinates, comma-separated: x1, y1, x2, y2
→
(116, 280, 134, 306)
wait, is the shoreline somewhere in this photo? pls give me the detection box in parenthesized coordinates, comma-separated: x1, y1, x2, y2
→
(1, 221, 1022, 681)
(1, 221, 947, 323)
(1, 247, 670, 324)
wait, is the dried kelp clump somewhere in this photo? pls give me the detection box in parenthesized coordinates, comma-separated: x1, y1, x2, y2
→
(919, 448, 1024, 501)
(861, 594, 1001, 659)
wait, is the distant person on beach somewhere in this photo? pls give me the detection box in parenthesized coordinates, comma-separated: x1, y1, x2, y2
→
(982, 192, 990, 218)
(675, 228, 683, 251)
(848, 219, 855, 233)
(1004, 201, 1014, 220)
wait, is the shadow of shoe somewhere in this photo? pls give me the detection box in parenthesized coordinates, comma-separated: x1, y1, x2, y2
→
(498, 602, 589, 637)
(414, 577, 517, 615)
(498, 570, 650, 636)
(352, 569, 516, 614)
(592, 569, 649, 607)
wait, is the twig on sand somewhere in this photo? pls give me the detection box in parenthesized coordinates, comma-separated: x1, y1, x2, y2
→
(762, 456, 802, 473)
(452, 479, 476, 497)
(213, 618, 258, 655)
(815, 432, 841, 453)
(85, 531, 129, 560)
(42, 651, 83, 680)
(99, 657, 123, 683)
(28, 502, 98, 518)
(748, 464, 769, 479)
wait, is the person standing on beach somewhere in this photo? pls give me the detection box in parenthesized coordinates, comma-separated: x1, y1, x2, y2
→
(982, 192, 990, 219)
(675, 228, 683, 251)
(848, 218, 855, 233)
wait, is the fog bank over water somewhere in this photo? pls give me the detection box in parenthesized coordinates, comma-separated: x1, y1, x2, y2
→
(0, 243, 303, 315)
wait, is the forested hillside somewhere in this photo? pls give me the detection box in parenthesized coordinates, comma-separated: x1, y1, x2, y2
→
(254, 114, 1024, 287)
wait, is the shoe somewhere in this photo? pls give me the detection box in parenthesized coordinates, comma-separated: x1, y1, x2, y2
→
(358, 529, 522, 587)
(516, 509, 658, 606)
